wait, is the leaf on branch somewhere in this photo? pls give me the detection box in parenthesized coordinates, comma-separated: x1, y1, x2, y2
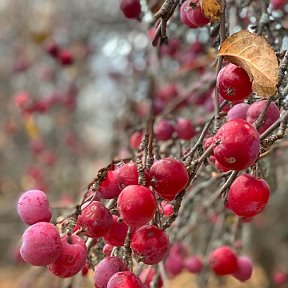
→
(218, 30, 278, 98)
(200, 0, 221, 22)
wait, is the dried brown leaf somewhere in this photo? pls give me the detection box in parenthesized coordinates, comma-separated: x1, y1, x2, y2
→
(200, 0, 221, 22)
(218, 30, 278, 98)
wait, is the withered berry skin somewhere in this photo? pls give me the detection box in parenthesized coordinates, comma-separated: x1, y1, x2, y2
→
(228, 174, 270, 217)
(213, 119, 260, 171)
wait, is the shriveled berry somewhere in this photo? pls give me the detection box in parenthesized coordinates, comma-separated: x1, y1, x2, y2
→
(77, 201, 113, 238)
(117, 185, 156, 228)
(131, 225, 169, 265)
(150, 158, 189, 201)
(17, 189, 51, 225)
(217, 63, 252, 101)
(228, 174, 270, 217)
(213, 119, 260, 171)
(20, 222, 62, 266)
(209, 246, 238, 275)
(48, 234, 87, 278)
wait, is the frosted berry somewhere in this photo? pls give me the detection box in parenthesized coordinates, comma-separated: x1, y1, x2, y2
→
(48, 235, 87, 278)
(120, 0, 141, 19)
(77, 201, 113, 238)
(155, 119, 174, 141)
(213, 119, 260, 171)
(149, 158, 189, 201)
(20, 222, 62, 266)
(94, 257, 128, 288)
(185, 256, 203, 273)
(98, 170, 122, 199)
(217, 63, 252, 101)
(186, 0, 210, 27)
(228, 174, 270, 217)
(17, 189, 52, 225)
(117, 185, 156, 228)
(131, 225, 169, 265)
(232, 256, 253, 282)
(209, 246, 238, 275)
(246, 100, 280, 134)
(175, 118, 195, 140)
(227, 103, 250, 121)
(103, 215, 128, 246)
(107, 271, 144, 288)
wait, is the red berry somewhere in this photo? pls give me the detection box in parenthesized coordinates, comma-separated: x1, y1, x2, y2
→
(271, 0, 288, 10)
(81, 262, 90, 276)
(175, 118, 195, 140)
(185, 256, 203, 273)
(186, 0, 210, 27)
(228, 174, 270, 217)
(217, 63, 252, 101)
(120, 0, 141, 19)
(17, 189, 51, 225)
(77, 201, 113, 238)
(20, 222, 62, 266)
(209, 246, 238, 275)
(45, 41, 59, 57)
(94, 257, 128, 288)
(58, 49, 73, 66)
(180, 1, 198, 28)
(107, 271, 144, 288)
(131, 225, 169, 265)
(130, 131, 143, 149)
(103, 244, 114, 257)
(117, 185, 156, 228)
(103, 215, 128, 246)
(246, 100, 280, 134)
(149, 158, 189, 201)
(98, 170, 122, 199)
(155, 119, 174, 141)
(232, 256, 253, 282)
(273, 272, 288, 285)
(47, 235, 87, 278)
(213, 119, 260, 171)
(163, 204, 174, 216)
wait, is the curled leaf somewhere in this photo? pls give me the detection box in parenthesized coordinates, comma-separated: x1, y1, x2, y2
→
(218, 30, 278, 98)
(200, 0, 221, 22)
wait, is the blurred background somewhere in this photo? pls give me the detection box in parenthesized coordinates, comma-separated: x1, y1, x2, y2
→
(0, 0, 288, 287)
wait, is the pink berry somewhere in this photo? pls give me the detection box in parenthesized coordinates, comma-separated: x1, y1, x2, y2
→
(47, 234, 87, 278)
(130, 131, 143, 149)
(139, 267, 163, 288)
(186, 0, 210, 27)
(217, 63, 252, 101)
(163, 204, 174, 216)
(120, 0, 141, 19)
(165, 254, 184, 277)
(131, 225, 169, 265)
(213, 119, 260, 171)
(155, 119, 174, 141)
(20, 222, 62, 266)
(246, 100, 280, 134)
(103, 244, 114, 257)
(103, 215, 128, 246)
(180, 1, 198, 28)
(185, 256, 203, 273)
(17, 189, 51, 225)
(273, 272, 288, 285)
(77, 201, 113, 238)
(93, 257, 128, 288)
(228, 174, 270, 217)
(232, 256, 253, 282)
(107, 271, 144, 288)
(149, 158, 189, 201)
(209, 246, 238, 275)
(98, 170, 122, 199)
(227, 103, 250, 121)
(117, 185, 156, 228)
(175, 118, 195, 140)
